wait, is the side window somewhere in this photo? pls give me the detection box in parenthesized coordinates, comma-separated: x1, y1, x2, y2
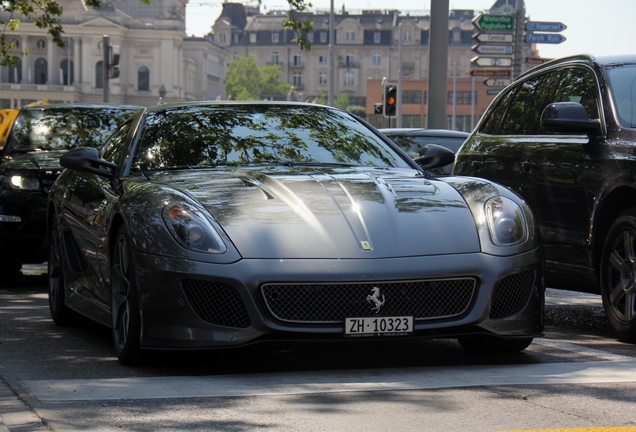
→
(499, 72, 559, 135)
(553, 67, 599, 119)
(102, 121, 133, 165)
(480, 87, 517, 135)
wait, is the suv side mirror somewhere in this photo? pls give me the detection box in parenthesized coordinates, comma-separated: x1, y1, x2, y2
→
(413, 144, 455, 171)
(540, 102, 602, 136)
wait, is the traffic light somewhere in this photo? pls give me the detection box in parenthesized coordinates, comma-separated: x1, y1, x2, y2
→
(383, 84, 397, 118)
(374, 102, 383, 115)
(109, 45, 120, 79)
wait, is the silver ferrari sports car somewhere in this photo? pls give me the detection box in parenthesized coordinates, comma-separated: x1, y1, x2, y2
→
(47, 101, 544, 365)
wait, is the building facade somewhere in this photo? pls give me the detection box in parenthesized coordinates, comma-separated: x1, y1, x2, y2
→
(0, 0, 227, 108)
(211, 0, 540, 130)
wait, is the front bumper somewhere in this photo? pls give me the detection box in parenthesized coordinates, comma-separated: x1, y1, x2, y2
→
(133, 248, 544, 349)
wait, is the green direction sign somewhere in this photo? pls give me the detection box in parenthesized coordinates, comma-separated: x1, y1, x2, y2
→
(472, 14, 515, 32)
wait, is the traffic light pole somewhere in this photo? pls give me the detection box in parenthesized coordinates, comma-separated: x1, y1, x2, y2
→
(103, 35, 110, 103)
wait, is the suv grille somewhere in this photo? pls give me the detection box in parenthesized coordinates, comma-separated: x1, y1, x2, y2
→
(490, 270, 535, 319)
(262, 278, 476, 323)
(182, 279, 251, 328)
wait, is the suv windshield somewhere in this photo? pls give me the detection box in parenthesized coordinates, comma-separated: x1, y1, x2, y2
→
(7, 106, 137, 153)
(607, 64, 636, 128)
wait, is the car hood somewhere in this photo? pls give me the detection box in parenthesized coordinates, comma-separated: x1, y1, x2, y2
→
(149, 167, 481, 259)
(1, 150, 66, 171)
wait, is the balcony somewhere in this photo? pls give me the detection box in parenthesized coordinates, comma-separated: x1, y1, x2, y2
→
(338, 61, 360, 69)
(290, 61, 304, 69)
(401, 62, 415, 70)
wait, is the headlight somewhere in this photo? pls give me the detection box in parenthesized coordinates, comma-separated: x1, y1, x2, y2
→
(5, 175, 40, 190)
(484, 196, 528, 246)
(162, 204, 227, 254)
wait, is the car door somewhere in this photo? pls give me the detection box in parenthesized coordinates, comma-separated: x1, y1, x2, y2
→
(61, 120, 135, 307)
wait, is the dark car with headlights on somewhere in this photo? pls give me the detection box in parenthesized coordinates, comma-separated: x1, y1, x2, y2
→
(0, 103, 140, 281)
(48, 101, 544, 365)
(380, 128, 470, 174)
(453, 54, 636, 342)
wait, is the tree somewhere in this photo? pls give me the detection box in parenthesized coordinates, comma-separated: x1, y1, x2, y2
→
(225, 55, 291, 100)
(334, 94, 350, 110)
(0, 0, 312, 66)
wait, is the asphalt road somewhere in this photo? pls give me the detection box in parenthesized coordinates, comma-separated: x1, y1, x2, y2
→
(1, 265, 635, 432)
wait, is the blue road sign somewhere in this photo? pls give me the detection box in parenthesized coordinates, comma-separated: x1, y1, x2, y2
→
(526, 21, 567, 32)
(525, 33, 566, 44)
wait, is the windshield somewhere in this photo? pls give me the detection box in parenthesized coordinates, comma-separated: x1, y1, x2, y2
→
(133, 105, 411, 170)
(7, 107, 137, 153)
(606, 64, 636, 128)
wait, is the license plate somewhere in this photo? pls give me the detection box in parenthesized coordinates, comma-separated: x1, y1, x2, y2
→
(345, 316, 413, 337)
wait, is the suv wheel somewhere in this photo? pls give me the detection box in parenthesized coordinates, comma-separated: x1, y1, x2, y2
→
(600, 208, 636, 342)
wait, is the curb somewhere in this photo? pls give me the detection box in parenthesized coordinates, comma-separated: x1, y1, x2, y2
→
(0, 379, 43, 431)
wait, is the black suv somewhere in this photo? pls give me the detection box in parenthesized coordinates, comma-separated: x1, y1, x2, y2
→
(0, 103, 140, 282)
(454, 54, 636, 341)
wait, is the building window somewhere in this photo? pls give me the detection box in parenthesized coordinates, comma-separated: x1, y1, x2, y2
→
(34, 58, 47, 84)
(344, 71, 354, 86)
(60, 59, 73, 85)
(138, 66, 150, 91)
(219, 33, 226, 43)
(403, 90, 422, 104)
(272, 32, 279, 43)
(319, 72, 327, 85)
(293, 72, 302, 87)
(271, 52, 279, 65)
(36, 39, 46, 49)
(319, 55, 327, 64)
(345, 32, 355, 42)
(308, 32, 314, 43)
(320, 32, 327, 43)
(249, 33, 256, 43)
(293, 52, 302, 67)
(448, 91, 477, 105)
(451, 28, 462, 44)
(96, 61, 104, 88)
(373, 32, 381, 44)
(11, 38, 20, 50)
(8, 59, 21, 83)
(373, 51, 381, 64)
(402, 115, 422, 128)
(233, 33, 239, 44)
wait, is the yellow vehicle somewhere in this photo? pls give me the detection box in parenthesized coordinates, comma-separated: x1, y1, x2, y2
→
(0, 101, 49, 150)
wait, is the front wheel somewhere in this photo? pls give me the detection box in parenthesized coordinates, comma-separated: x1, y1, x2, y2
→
(599, 208, 636, 343)
(111, 225, 145, 365)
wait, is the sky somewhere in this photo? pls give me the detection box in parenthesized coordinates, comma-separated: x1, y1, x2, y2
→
(185, 0, 635, 60)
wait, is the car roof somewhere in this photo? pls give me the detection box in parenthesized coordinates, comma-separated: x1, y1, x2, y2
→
(20, 103, 142, 111)
(517, 53, 636, 81)
(379, 128, 470, 138)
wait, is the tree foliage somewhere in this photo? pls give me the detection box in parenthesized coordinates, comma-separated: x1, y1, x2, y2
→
(225, 55, 291, 100)
(0, 0, 312, 66)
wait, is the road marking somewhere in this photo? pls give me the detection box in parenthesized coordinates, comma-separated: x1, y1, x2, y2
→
(23, 359, 636, 402)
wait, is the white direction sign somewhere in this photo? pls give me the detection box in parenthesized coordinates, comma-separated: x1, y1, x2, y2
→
(471, 56, 513, 67)
(472, 32, 514, 43)
(472, 44, 513, 55)
(484, 78, 512, 87)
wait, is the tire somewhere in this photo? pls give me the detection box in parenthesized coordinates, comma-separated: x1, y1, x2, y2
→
(457, 335, 533, 355)
(48, 217, 79, 326)
(111, 225, 145, 365)
(599, 208, 636, 343)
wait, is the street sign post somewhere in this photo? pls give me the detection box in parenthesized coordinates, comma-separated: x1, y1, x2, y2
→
(469, 69, 511, 77)
(471, 56, 513, 67)
(525, 33, 566, 44)
(472, 44, 513, 55)
(526, 21, 567, 32)
(472, 32, 514, 44)
(484, 78, 512, 87)
(472, 13, 515, 32)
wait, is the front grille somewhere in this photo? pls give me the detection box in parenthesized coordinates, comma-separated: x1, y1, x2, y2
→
(182, 279, 251, 328)
(490, 270, 535, 319)
(262, 278, 476, 323)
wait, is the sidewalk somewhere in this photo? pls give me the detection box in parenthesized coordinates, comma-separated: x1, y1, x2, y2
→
(0, 378, 44, 431)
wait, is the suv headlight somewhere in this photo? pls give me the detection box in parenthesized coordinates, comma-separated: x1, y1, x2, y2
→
(162, 204, 227, 254)
(3, 175, 40, 191)
(484, 196, 528, 246)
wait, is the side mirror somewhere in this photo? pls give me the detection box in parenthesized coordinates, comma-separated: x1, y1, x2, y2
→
(413, 144, 455, 171)
(540, 102, 602, 136)
(60, 147, 116, 179)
